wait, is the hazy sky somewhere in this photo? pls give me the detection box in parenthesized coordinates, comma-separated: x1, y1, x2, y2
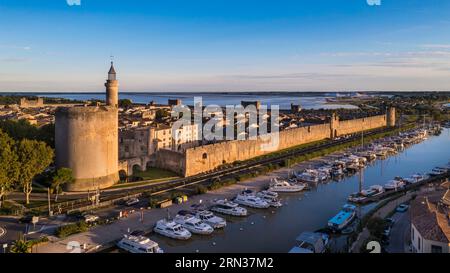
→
(1, 0, 450, 92)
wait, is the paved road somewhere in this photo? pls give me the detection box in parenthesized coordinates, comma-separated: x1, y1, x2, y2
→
(0, 215, 71, 252)
(386, 210, 411, 253)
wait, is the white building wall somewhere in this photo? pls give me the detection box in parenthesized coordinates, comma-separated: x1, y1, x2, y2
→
(411, 223, 450, 253)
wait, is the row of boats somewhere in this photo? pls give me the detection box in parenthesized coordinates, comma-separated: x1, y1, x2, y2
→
(116, 189, 286, 252)
(289, 128, 445, 253)
(153, 189, 286, 240)
(271, 128, 432, 194)
(348, 163, 450, 203)
(116, 127, 441, 253)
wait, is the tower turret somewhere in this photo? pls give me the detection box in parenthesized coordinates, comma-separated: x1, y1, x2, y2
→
(105, 61, 118, 107)
(387, 107, 396, 127)
(330, 112, 339, 139)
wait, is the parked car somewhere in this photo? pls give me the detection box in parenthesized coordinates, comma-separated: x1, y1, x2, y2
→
(83, 214, 99, 223)
(385, 218, 395, 227)
(382, 225, 391, 238)
(125, 198, 140, 206)
(396, 204, 409, 213)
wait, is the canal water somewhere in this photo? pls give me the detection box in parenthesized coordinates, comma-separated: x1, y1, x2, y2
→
(148, 128, 450, 253)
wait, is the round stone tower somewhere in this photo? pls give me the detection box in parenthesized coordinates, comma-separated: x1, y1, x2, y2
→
(387, 107, 396, 127)
(55, 63, 119, 191)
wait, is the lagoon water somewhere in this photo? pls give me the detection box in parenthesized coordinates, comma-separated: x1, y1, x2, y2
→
(11, 92, 358, 110)
(151, 128, 450, 253)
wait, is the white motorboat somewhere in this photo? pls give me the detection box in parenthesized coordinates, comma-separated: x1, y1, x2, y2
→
(117, 235, 163, 253)
(269, 178, 306, 192)
(384, 179, 405, 191)
(234, 193, 270, 209)
(210, 199, 248, 217)
(331, 167, 344, 177)
(260, 195, 282, 207)
(403, 173, 427, 184)
(346, 163, 360, 172)
(349, 184, 385, 202)
(174, 214, 214, 235)
(295, 171, 319, 183)
(153, 219, 192, 240)
(288, 232, 329, 253)
(178, 209, 226, 229)
(429, 167, 448, 176)
(256, 190, 279, 199)
(194, 210, 226, 229)
(347, 193, 366, 203)
(305, 169, 328, 181)
(361, 185, 384, 197)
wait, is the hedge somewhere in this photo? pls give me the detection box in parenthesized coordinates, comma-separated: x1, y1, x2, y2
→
(56, 221, 88, 238)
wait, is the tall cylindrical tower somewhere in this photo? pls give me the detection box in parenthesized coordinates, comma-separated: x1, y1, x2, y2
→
(387, 107, 396, 127)
(105, 62, 118, 108)
(55, 106, 119, 191)
(55, 63, 119, 191)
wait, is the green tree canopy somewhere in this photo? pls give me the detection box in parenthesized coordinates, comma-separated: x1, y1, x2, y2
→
(118, 99, 133, 109)
(0, 119, 54, 148)
(0, 130, 19, 208)
(16, 139, 54, 204)
(51, 168, 73, 201)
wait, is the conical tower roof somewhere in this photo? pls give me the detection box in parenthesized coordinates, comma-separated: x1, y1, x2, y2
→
(108, 61, 116, 74)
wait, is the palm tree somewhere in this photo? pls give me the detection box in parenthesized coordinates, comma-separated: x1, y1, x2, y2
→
(10, 238, 31, 253)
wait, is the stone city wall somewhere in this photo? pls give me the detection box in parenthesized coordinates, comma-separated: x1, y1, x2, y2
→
(182, 113, 390, 177)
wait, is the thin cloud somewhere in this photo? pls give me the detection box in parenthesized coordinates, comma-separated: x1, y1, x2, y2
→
(224, 72, 349, 80)
(0, 44, 32, 51)
(421, 44, 450, 49)
(1, 57, 30, 63)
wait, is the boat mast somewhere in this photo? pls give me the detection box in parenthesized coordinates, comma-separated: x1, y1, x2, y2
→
(358, 167, 364, 193)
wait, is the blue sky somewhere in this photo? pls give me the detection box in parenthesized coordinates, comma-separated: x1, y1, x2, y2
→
(1, 0, 450, 92)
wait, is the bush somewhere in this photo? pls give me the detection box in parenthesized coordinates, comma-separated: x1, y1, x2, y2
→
(207, 178, 237, 191)
(195, 185, 208, 194)
(170, 191, 184, 200)
(366, 217, 386, 239)
(56, 221, 88, 238)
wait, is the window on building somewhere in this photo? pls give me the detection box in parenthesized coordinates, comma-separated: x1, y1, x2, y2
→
(431, 245, 442, 253)
(418, 237, 421, 251)
(202, 153, 208, 159)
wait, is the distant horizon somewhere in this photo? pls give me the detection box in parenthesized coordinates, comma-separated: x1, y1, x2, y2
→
(1, 90, 450, 94)
(2, 1, 450, 91)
